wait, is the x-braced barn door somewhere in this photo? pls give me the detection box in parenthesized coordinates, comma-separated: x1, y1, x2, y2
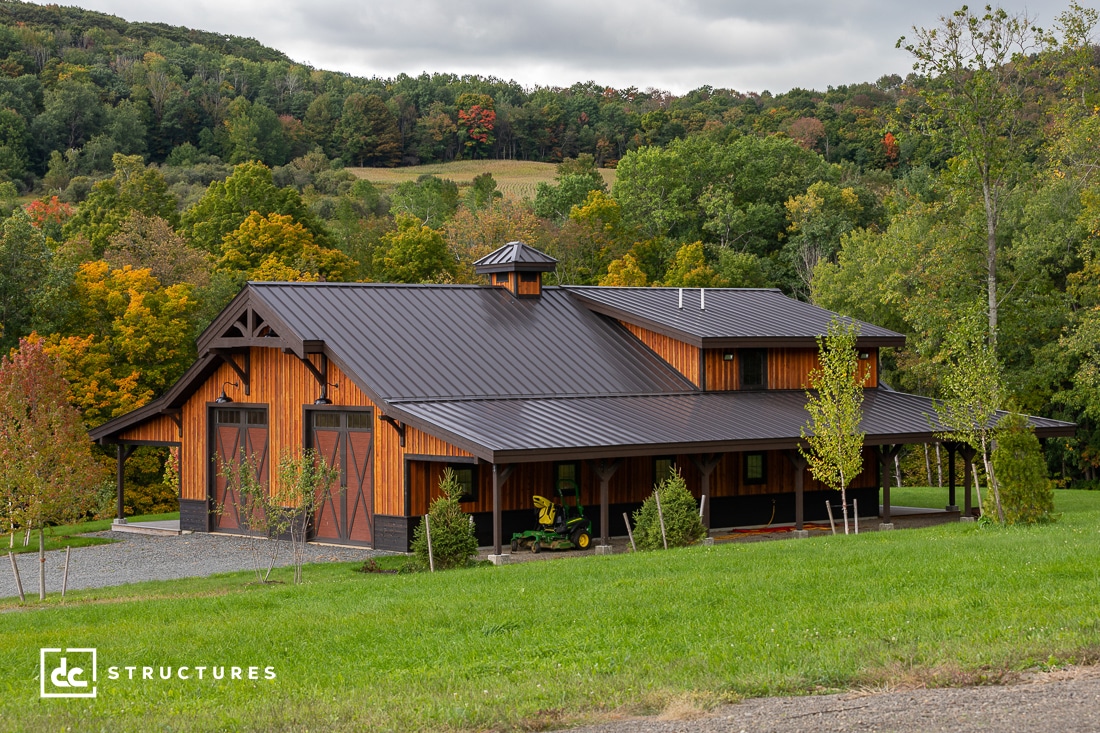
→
(211, 407, 269, 532)
(309, 410, 373, 545)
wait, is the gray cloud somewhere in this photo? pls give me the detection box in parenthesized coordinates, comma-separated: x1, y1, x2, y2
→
(35, 0, 1072, 93)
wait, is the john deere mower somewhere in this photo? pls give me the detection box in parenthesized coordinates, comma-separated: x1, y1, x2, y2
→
(510, 479, 592, 552)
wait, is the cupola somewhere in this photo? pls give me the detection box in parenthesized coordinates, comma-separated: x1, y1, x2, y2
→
(473, 241, 557, 298)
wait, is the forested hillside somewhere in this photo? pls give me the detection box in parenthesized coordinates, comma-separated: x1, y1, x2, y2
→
(0, 0, 1097, 506)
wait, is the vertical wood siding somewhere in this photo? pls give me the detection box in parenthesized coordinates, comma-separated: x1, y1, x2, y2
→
(118, 413, 181, 444)
(701, 348, 879, 391)
(620, 322, 701, 386)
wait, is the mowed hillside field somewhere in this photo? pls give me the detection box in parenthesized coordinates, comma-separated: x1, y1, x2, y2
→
(348, 160, 617, 200)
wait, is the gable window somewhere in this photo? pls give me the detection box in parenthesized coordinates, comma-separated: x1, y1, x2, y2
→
(740, 349, 767, 390)
(654, 456, 676, 486)
(743, 452, 766, 485)
(448, 464, 477, 503)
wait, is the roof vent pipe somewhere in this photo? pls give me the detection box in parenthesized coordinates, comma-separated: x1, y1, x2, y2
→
(678, 288, 683, 309)
(700, 288, 706, 310)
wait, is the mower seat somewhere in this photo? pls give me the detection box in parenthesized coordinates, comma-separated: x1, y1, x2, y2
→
(533, 495, 556, 527)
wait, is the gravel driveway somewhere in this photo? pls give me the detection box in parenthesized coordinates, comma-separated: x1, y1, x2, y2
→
(0, 530, 386, 598)
(565, 666, 1100, 733)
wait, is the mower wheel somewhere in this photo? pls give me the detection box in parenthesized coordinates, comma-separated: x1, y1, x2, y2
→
(571, 528, 591, 549)
(511, 539, 518, 553)
(532, 540, 541, 554)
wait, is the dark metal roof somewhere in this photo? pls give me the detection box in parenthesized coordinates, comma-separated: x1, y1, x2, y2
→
(391, 390, 1076, 463)
(473, 241, 558, 273)
(249, 283, 693, 402)
(565, 286, 907, 348)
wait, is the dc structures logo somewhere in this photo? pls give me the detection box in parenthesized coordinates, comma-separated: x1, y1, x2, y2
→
(40, 648, 97, 698)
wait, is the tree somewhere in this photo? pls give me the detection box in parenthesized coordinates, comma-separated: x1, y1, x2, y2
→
(390, 175, 459, 228)
(992, 411, 1055, 524)
(800, 318, 866, 535)
(410, 468, 477, 570)
(0, 209, 51, 351)
(216, 211, 356, 285)
(934, 312, 1006, 523)
(273, 448, 340, 584)
(0, 339, 103, 600)
(43, 261, 199, 427)
(456, 93, 496, 159)
(899, 5, 1040, 351)
(103, 213, 212, 288)
(374, 214, 455, 283)
(464, 172, 503, 211)
(600, 253, 648, 286)
(334, 93, 401, 167)
(62, 154, 179, 256)
(180, 161, 330, 254)
(631, 468, 706, 550)
(661, 242, 728, 288)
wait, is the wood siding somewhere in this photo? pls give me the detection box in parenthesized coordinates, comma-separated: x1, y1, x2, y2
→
(517, 273, 542, 297)
(118, 413, 181, 444)
(173, 347, 466, 522)
(620, 322, 701, 386)
(702, 348, 878, 391)
(410, 447, 879, 515)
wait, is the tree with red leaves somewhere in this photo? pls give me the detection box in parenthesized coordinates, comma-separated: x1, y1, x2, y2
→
(0, 338, 103, 599)
(456, 93, 496, 159)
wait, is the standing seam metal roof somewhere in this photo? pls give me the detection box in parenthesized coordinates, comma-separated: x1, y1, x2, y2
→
(249, 283, 694, 401)
(391, 390, 1076, 462)
(565, 286, 906, 346)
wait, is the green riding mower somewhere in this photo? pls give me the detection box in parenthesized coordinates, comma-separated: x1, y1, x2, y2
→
(510, 479, 593, 553)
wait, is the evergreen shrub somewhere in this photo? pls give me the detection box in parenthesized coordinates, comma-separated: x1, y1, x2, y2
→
(411, 468, 478, 569)
(632, 468, 706, 550)
(993, 412, 1055, 524)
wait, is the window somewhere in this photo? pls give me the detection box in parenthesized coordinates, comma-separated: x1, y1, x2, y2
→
(246, 411, 267, 425)
(520, 272, 538, 283)
(313, 412, 341, 428)
(494, 272, 509, 285)
(346, 411, 372, 430)
(654, 456, 675, 486)
(216, 409, 240, 424)
(740, 349, 767, 390)
(449, 464, 477, 503)
(555, 462, 580, 492)
(743, 452, 766, 485)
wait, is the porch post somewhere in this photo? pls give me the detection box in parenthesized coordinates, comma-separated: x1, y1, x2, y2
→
(116, 443, 125, 523)
(878, 445, 900, 530)
(784, 450, 808, 536)
(492, 463, 501, 557)
(114, 444, 135, 525)
(588, 459, 621, 554)
(691, 453, 721, 531)
(960, 446, 976, 519)
(945, 442, 958, 511)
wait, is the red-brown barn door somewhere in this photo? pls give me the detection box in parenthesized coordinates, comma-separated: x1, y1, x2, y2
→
(309, 410, 373, 545)
(211, 407, 269, 532)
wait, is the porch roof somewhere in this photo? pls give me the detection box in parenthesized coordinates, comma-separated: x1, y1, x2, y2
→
(390, 389, 1076, 464)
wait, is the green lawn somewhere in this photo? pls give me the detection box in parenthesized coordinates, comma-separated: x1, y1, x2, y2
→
(4, 512, 180, 555)
(2, 495, 1099, 731)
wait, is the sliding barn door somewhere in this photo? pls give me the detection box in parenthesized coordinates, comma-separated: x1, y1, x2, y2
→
(210, 407, 269, 532)
(309, 410, 373, 545)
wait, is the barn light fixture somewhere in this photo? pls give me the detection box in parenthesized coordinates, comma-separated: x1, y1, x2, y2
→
(314, 382, 340, 405)
(215, 380, 240, 403)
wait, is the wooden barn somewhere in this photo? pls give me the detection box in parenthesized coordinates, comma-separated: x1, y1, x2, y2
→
(89, 242, 1075, 555)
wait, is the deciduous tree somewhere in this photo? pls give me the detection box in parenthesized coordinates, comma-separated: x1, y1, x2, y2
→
(800, 318, 866, 535)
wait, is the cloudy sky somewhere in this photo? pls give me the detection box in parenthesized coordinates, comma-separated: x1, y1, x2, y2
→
(34, 0, 1075, 94)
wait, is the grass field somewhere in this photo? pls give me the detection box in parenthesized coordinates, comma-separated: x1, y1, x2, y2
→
(4, 512, 181, 555)
(2, 489, 1099, 731)
(347, 159, 617, 201)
